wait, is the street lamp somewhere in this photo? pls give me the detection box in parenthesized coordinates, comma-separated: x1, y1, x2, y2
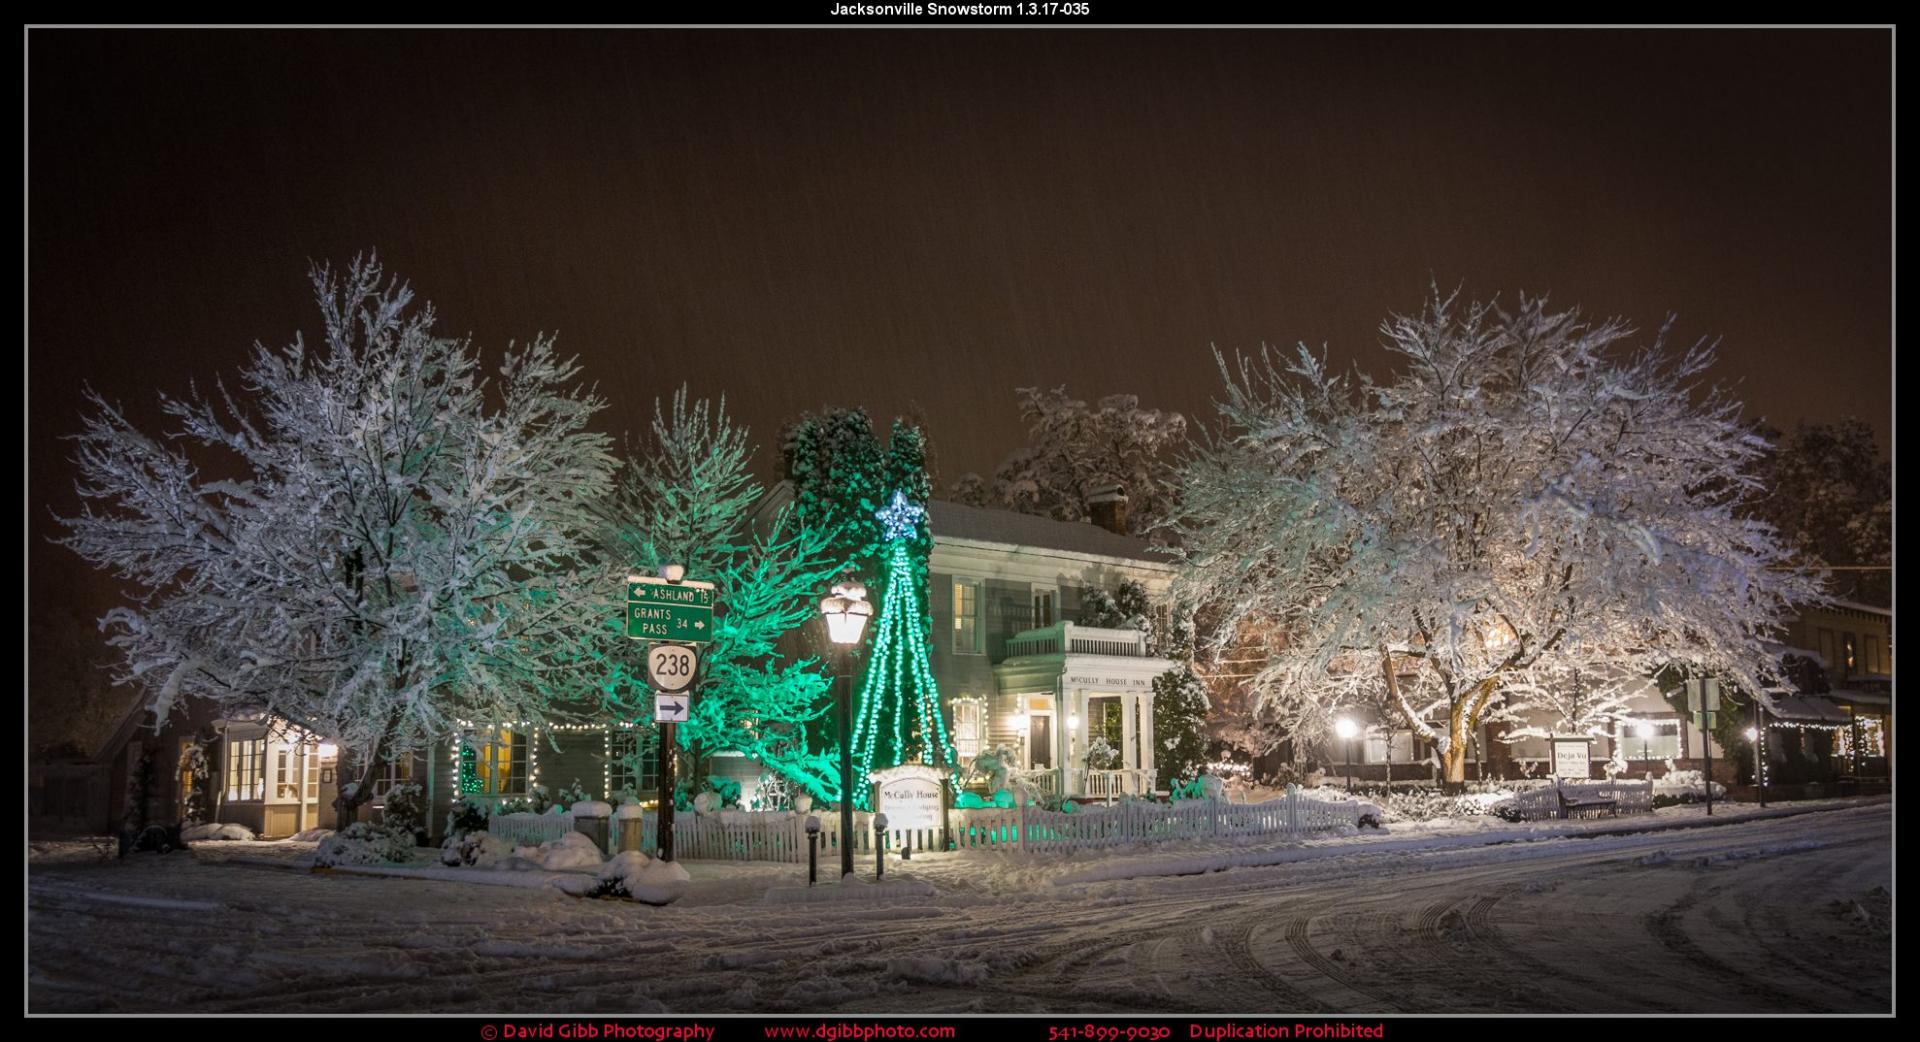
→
(820, 580, 873, 879)
(1334, 717, 1359, 792)
(1634, 720, 1655, 776)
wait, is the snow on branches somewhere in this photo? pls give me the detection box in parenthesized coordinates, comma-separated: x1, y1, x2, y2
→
(59, 254, 616, 819)
(1167, 287, 1819, 782)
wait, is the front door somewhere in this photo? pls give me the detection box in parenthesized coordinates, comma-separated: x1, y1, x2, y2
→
(1028, 714, 1053, 769)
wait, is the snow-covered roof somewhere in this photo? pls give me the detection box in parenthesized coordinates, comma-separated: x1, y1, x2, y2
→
(1828, 688, 1891, 708)
(927, 499, 1171, 565)
(1759, 692, 1852, 724)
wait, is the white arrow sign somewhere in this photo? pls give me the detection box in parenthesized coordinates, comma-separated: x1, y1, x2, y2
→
(655, 694, 690, 723)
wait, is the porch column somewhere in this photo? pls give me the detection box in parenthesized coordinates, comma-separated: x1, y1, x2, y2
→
(1120, 691, 1138, 788)
(1139, 686, 1156, 788)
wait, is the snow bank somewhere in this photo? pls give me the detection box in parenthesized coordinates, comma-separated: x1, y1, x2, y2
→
(182, 823, 256, 842)
(288, 828, 334, 843)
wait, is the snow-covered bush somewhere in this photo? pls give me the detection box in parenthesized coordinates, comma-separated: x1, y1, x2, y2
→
(556, 779, 590, 808)
(445, 798, 488, 839)
(182, 822, 255, 842)
(1368, 786, 1517, 823)
(441, 829, 513, 867)
(380, 781, 426, 837)
(315, 823, 417, 867)
(593, 850, 689, 904)
(510, 830, 604, 871)
(1084, 735, 1121, 771)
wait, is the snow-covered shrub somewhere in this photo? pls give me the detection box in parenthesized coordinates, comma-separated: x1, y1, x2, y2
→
(593, 850, 689, 904)
(182, 822, 255, 842)
(752, 771, 802, 811)
(380, 781, 426, 837)
(708, 777, 741, 809)
(445, 798, 488, 839)
(1369, 786, 1517, 823)
(1085, 735, 1121, 771)
(315, 822, 417, 867)
(289, 827, 334, 843)
(507, 830, 604, 871)
(556, 779, 590, 808)
(440, 829, 513, 867)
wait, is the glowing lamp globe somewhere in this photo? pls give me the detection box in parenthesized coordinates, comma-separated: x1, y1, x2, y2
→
(1744, 727, 1760, 742)
(1634, 721, 1656, 741)
(1333, 717, 1359, 740)
(820, 581, 873, 646)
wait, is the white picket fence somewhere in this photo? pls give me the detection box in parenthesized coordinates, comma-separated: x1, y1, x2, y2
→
(495, 790, 1373, 863)
(1504, 778, 1655, 822)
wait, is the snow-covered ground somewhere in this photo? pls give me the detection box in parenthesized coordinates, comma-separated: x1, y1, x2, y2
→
(28, 799, 1891, 1014)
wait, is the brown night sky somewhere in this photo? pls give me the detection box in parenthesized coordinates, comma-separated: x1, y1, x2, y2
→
(26, 29, 1891, 748)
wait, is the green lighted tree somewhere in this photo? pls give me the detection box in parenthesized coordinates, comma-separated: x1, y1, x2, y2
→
(849, 490, 958, 793)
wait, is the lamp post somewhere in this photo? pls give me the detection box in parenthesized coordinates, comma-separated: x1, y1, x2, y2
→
(1634, 720, 1655, 777)
(805, 815, 821, 886)
(820, 581, 873, 880)
(1334, 717, 1358, 792)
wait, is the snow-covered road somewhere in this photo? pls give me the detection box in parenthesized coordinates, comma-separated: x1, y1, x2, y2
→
(28, 802, 1891, 1014)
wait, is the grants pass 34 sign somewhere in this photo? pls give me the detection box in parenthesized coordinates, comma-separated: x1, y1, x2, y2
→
(868, 764, 944, 831)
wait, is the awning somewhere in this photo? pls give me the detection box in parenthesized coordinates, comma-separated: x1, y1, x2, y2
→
(1759, 692, 1853, 724)
(1827, 689, 1891, 709)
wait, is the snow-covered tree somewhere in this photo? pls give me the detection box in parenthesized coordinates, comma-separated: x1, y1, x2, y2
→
(1167, 288, 1820, 784)
(967, 386, 1185, 536)
(1747, 418, 1890, 604)
(59, 255, 616, 823)
(594, 390, 846, 800)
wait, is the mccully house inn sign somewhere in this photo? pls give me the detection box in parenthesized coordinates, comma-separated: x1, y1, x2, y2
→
(869, 764, 945, 831)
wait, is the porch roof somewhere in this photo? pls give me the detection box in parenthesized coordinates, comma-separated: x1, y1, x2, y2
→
(1761, 692, 1852, 724)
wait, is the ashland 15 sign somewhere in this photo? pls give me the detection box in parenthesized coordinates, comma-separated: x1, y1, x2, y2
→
(625, 576, 716, 643)
(869, 764, 944, 831)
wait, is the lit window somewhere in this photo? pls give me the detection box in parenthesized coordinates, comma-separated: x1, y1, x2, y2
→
(953, 579, 981, 654)
(226, 738, 265, 801)
(609, 730, 658, 797)
(1617, 720, 1682, 761)
(460, 729, 528, 796)
(951, 699, 986, 760)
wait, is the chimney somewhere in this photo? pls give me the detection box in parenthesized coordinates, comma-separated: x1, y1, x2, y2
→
(1087, 483, 1130, 535)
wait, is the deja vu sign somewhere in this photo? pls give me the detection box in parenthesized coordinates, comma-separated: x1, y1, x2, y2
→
(869, 764, 944, 830)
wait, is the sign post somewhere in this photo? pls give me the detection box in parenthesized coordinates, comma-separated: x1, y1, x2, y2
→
(628, 566, 719, 863)
(1686, 678, 1720, 816)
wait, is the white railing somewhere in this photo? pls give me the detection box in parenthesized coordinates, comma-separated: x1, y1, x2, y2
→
(484, 811, 573, 847)
(1005, 622, 1154, 659)
(1075, 768, 1157, 799)
(1504, 779, 1655, 822)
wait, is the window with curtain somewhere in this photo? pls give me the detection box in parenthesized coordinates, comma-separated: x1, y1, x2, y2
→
(461, 729, 527, 796)
(226, 737, 265, 801)
(953, 578, 981, 654)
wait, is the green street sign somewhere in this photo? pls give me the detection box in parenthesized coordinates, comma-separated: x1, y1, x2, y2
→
(626, 601, 713, 642)
(624, 576, 716, 643)
(626, 582, 715, 608)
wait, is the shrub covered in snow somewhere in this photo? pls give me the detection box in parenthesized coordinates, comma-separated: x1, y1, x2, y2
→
(380, 781, 426, 836)
(1368, 786, 1518, 823)
(445, 797, 489, 839)
(594, 850, 690, 904)
(181, 822, 256, 842)
(314, 823, 417, 867)
(441, 829, 513, 867)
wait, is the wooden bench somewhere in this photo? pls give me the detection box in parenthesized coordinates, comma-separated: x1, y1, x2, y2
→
(1557, 789, 1618, 820)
